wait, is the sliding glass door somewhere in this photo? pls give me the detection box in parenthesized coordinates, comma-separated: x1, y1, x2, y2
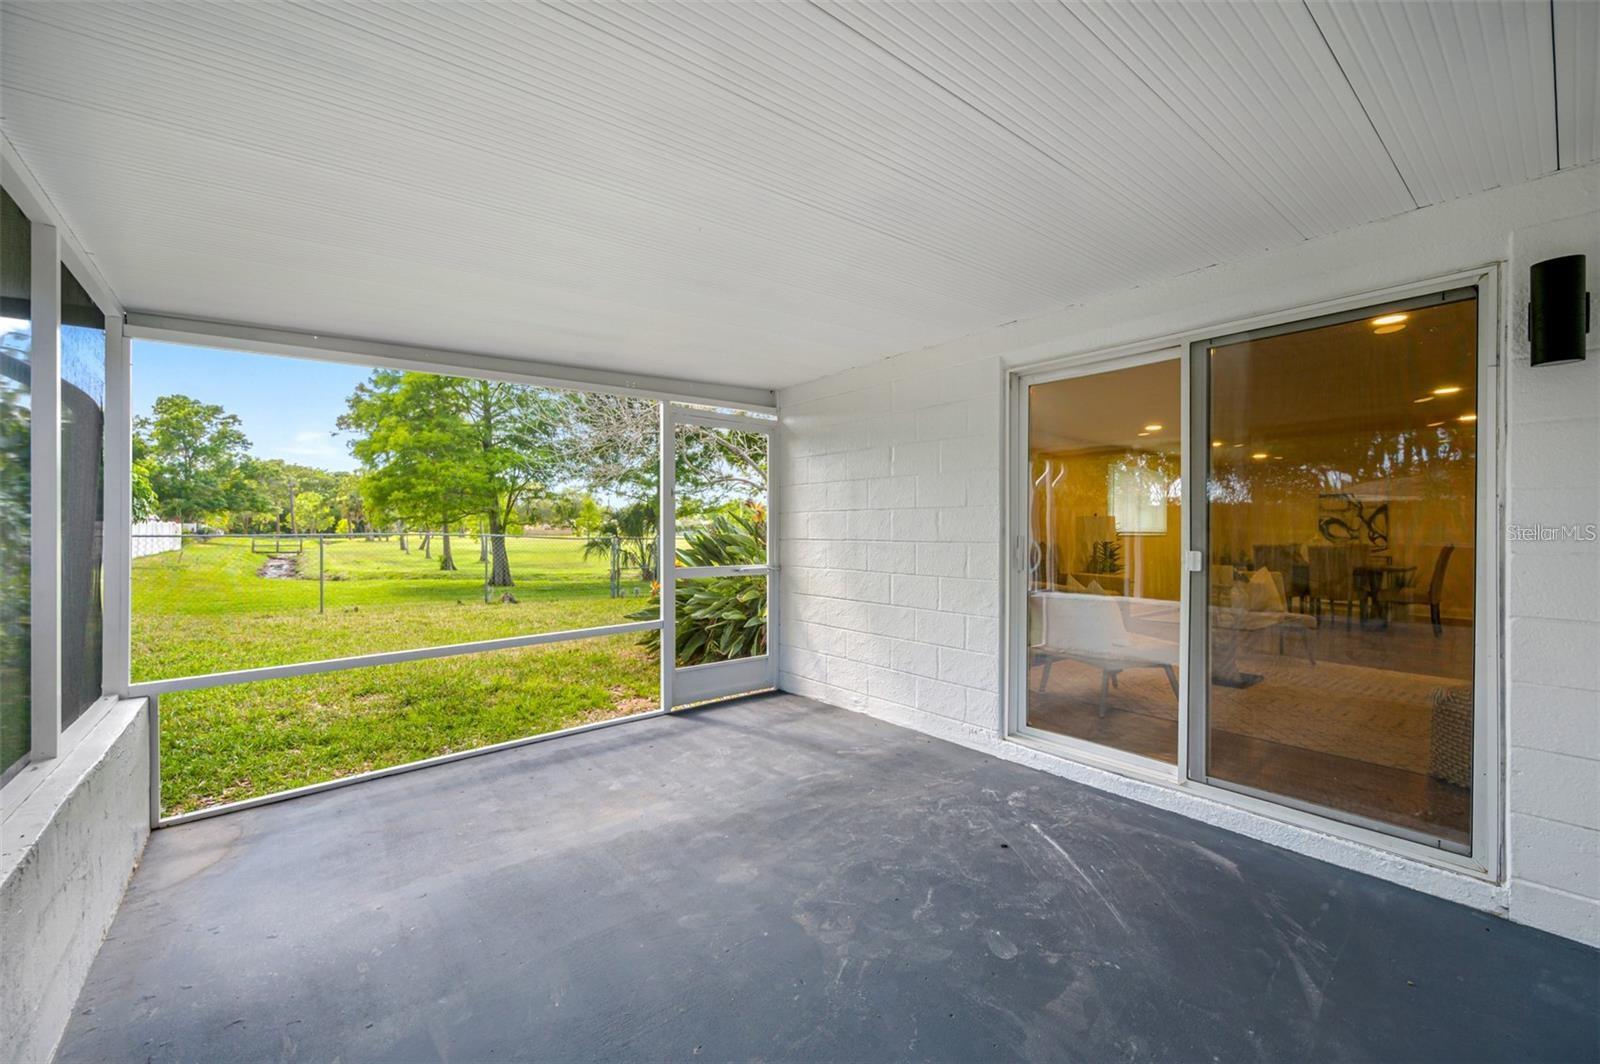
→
(1021, 353, 1183, 765)
(1191, 289, 1480, 851)
(1010, 276, 1493, 862)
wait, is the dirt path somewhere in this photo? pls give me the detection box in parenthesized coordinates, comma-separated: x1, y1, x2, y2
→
(257, 555, 300, 579)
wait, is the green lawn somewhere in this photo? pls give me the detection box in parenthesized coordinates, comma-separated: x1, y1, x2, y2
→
(134, 535, 658, 814)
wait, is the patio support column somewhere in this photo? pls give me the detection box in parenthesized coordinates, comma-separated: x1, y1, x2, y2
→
(658, 403, 675, 711)
(103, 316, 132, 695)
(29, 219, 61, 760)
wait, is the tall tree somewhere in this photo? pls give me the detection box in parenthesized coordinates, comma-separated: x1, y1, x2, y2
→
(541, 392, 765, 505)
(341, 371, 562, 584)
(340, 371, 477, 571)
(461, 377, 560, 586)
(134, 395, 257, 525)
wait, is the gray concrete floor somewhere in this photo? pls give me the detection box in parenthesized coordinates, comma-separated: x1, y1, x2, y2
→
(56, 694, 1598, 1063)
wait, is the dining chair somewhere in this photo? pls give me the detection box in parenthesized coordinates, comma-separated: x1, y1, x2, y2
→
(1253, 543, 1309, 611)
(1378, 544, 1455, 636)
(1307, 543, 1367, 629)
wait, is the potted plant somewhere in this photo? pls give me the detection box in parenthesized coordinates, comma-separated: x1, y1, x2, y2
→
(1084, 539, 1122, 575)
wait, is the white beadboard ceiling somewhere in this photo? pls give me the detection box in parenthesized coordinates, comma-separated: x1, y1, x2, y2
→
(1, 1, 1593, 391)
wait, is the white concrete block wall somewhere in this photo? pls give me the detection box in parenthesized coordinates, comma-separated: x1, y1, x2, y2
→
(780, 352, 1004, 734)
(1, 700, 150, 1064)
(1503, 209, 1600, 945)
(778, 164, 1600, 945)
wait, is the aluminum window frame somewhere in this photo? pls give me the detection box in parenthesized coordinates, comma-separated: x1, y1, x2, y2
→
(1002, 265, 1504, 883)
(1006, 345, 1190, 785)
(1186, 274, 1499, 871)
(1, 138, 126, 809)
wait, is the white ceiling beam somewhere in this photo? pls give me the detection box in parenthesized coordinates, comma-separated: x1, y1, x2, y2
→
(124, 312, 776, 412)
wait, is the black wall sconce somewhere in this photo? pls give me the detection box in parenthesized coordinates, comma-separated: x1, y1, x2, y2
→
(1529, 254, 1590, 366)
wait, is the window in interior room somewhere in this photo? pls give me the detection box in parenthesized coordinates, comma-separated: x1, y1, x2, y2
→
(1025, 357, 1182, 764)
(60, 265, 106, 731)
(1200, 292, 1478, 850)
(1108, 457, 1171, 536)
(1, 188, 33, 781)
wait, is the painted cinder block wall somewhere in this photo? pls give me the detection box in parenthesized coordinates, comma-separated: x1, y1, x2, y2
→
(775, 164, 1600, 946)
(1, 700, 150, 1063)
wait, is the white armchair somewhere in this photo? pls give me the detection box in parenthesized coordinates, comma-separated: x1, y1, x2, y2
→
(1029, 591, 1179, 716)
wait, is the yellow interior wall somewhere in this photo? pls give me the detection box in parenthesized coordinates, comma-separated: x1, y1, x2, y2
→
(1032, 451, 1476, 617)
(1210, 465, 1477, 618)
(1031, 450, 1182, 602)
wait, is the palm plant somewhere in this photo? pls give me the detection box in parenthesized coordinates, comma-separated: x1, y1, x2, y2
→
(582, 499, 658, 584)
(632, 505, 767, 666)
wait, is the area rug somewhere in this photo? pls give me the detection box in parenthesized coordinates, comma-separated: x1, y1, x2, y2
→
(1031, 655, 1461, 775)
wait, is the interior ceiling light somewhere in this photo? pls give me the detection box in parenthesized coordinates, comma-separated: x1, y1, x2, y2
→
(1427, 421, 1446, 427)
(1414, 396, 1435, 403)
(1211, 440, 1224, 447)
(1458, 413, 1477, 422)
(1251, 452, 1269, 460)
(1372, 313, 1409, 326)
(1374, 324, 1407, 335)
(1144, 424, 1163, 432)
(1432, 385, 1462, 395)
(1137, 431, 1151, 437)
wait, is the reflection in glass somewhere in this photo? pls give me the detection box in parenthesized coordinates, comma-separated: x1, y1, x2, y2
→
(1026, 359, 1182, 763)
(1, 188, 32, 780)
(61, 266, 106, 730)
(1204, 295, 1477, 847)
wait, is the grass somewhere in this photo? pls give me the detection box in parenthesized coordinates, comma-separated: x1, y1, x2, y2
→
(134, 535, 659, 814)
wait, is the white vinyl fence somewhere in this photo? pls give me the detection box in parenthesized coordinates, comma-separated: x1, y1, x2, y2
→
(130, 520, 183, 558)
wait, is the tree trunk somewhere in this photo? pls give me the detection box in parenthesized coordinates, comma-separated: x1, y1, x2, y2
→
(479, 526, 489, 563)
(439, 521, 457, 571)
(422, 532, 432, 559)
(487, 509, 514, 587)
(399, 525, 409, 553)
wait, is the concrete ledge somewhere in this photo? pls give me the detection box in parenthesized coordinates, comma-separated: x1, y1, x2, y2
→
(2, 699, 150, 1064)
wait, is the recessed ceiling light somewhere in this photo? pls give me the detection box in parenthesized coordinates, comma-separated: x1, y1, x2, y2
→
(1272, 455, 1284, 460)
(1144, 424, 1163, 432)
(1374, 324, 1407, 335)
(1211, 440, 1224, 448)
(1372, 313, 1409, 326)
(1413, 396, 1435, 404)
(1427, 421, 1445, 428)
(1458, 413, 1477, 422)
(1251, 452, 1269, 460)
(1432, 385, 1462, 395)
(1137, 431, 1150, 437)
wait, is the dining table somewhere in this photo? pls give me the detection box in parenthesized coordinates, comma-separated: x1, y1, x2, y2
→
(1352, 560, 1413, 625)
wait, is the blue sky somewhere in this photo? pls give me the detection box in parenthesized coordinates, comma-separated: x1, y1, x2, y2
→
(132, 340, 371, 471)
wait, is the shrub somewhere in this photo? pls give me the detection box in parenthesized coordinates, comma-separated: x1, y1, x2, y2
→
(632, 505, 766, 666)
